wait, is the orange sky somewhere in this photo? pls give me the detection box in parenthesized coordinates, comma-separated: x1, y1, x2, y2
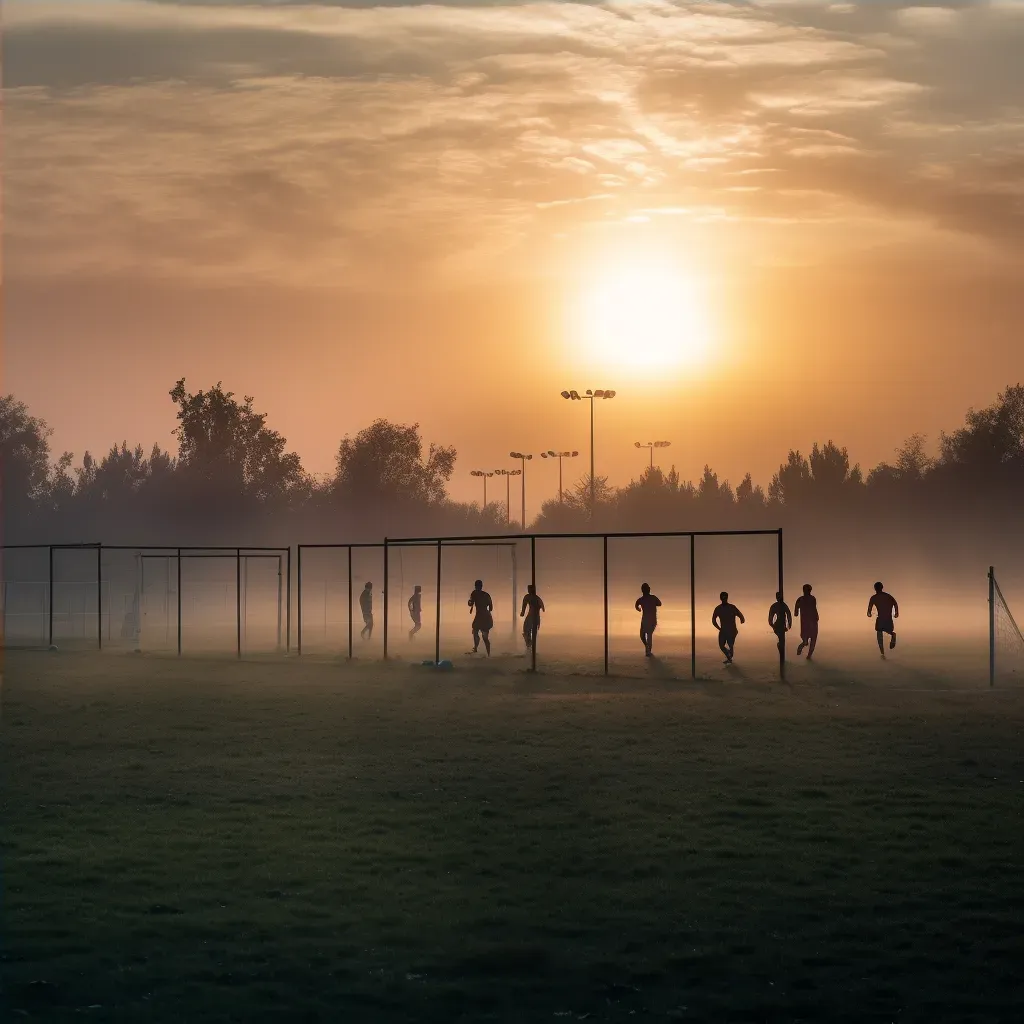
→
(5, 0, 1024, 508)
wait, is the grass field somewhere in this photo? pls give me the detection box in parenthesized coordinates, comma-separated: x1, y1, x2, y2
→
(2, 652, 1022, 1023)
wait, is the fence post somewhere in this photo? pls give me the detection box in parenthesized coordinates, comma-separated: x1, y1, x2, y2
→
(690, 534, 696, 680)
(347, 546, 353, 661)
(97, 544, 103, 651)
(48, 545, 54, 648)
(435, 539, 442, 666)
(989, 566, 995, 688)
(286, 547, 292, 654)
(383, 538, 389, 660)
(236, 548, 242, 659)
(602, 535, 609, 676)
(177, 548, 182, 655)
(777, 529, 786, 682)
(530, 535, 537, 673)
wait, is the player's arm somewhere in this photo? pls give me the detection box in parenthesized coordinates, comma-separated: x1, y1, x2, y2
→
(655, 596, 662, 607)
(893, 597, 899, 619)
(786, 606, 792, 630)
(794, 598, 801, 619)
(867, 594, 876, 617)
(738, 607, 745, 624)
(538, 598, 545, 613)
(712, 608, 721, 629)
(520, 595, 528, 617)
(635, 598, 642, 612)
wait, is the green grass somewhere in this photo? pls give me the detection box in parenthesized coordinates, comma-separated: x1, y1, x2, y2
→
(2, 652, 1022, 1022)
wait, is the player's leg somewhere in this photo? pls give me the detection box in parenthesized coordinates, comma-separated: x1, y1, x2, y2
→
(472, 627, 479, 652)
(482, 629, 491, 656)
(807, 629, 816, 659)
(718, 631, 730, 662)
(876, 625, 885, 657)
(796, 629, 805, 656)
(889, 629, 897, 650)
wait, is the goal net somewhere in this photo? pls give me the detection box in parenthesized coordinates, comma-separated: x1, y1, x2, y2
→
(990, 567, 1024, 685)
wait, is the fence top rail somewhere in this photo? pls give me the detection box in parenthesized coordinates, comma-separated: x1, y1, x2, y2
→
(298, 540, 520, 550)
(384, 529, 783, 544)
(1, 543, 102, 550)
(139, 552, 284, 560)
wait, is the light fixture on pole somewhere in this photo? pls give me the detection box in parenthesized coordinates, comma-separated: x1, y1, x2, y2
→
(634, 440, 671, 471)
(559, 388, 617, 514)
(469, 469, 494, 507)
(509, 452, 534, 528)
(493, 468, 521, 526)
(540, 450, 579, 504)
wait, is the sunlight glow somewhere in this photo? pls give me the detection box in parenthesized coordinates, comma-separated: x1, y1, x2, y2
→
(571, 260, 713, 373)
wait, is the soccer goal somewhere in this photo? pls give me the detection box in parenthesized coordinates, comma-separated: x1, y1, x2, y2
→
(989, 566, 1023, 686)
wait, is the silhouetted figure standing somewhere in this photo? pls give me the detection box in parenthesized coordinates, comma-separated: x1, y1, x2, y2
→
(794, 584, 818, 659)
(468, 579, 493, 656)
(520, 584, 545, 650)
(867, 581, 899, 658)
(359, 582, 374, 640)
(635, 583, 662, 657)
(713, 592, 745, 664)
(768, 592, 792, 658)
(408, 585, 422, 640)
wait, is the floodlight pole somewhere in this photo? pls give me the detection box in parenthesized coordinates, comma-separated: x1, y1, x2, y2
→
(560, 388, 616, 516)
(541, 450, 578, 504)
(509, 453, 533, 529)
(635, 441, 671, 471)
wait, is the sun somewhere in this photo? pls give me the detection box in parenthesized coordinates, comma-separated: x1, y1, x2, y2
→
(571, 261, 713, 373)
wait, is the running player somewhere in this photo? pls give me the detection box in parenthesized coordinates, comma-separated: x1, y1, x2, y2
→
(712, 592, 745, 664)
(867, 581, 898, 658)
(520, 584, 545, 650)
(794, 583, 818, 659)
(408, 585, 422, 640)
(768, 592, 792, 658)
(359, 581, 374, 640)
(635, 583, 662, 657)
(468, 579, 493, 655)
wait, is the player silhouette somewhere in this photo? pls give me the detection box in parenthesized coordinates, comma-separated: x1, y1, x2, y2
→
(794, 583, 818, 658)
(359, 581, 374, 640)
(408, 585, 422, 640)
(712, 592, 745, 664)
(520, 584, 545, 650)
(635, 583, 662, 657)
(768, 592, 792, 658)
(468, 579, 493, 656)
(867, 581, 898, 658)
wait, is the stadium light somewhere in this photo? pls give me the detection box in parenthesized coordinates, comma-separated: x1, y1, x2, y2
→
(469, 469, 494, 508)
(634, 440, 671, 471)
(560, 388, 617, 513)
(493, 468, 522, 526)
(509, 452, 533, 528)
(540, 449, 579, 504)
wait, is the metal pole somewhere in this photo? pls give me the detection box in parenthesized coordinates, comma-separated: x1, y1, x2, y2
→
(989, 566, 995, 688)
(435, 539, 442, 665)
(690, 533, 696, 680)
(177, 548, 182, 655)
(383, 539, 389, 660)
(236, 549, 242, 658)
(297, 546, 303, 655)
(530, 536, 537, 673)
(559, 457, 563, 505)
(777, 529, 785, 682)
(48, 545, 54, 648)
(285, 547, 292, 653)
(276, 555, 283, 652)
(97, 544, 102, 651)
(590, 397, 595, 515)
(347, 545, 353, 660)
(603, 534, 609, 676)
(521, 459, 526, 530)
(650, 447, 654, 471)
(506, 475, 511, 526)
(483, 476, 487, 509)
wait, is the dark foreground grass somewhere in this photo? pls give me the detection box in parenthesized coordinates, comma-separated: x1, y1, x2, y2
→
(2, 653, 1022, 1023)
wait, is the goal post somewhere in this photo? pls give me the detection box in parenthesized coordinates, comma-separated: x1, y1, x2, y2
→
(989, 566, 1023, 687)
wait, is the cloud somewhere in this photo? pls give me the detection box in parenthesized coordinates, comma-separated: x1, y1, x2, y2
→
(5, 0, 1024, 289)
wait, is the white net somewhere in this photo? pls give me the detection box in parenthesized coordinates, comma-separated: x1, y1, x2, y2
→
(992, 570, 1024, 684)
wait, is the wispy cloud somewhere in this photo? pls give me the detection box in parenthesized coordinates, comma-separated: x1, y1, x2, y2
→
(6, 0, 1024, 287)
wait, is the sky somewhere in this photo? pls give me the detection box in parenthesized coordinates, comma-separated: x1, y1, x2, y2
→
(5, 0, 1024, 508)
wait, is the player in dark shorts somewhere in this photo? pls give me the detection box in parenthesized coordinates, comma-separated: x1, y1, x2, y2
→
(712, 591, 745, 664)
(408, 585, 422, 640)
(468, 580, 493, 655)
(794, 583, 818, 658)
(635, 583, 662, 657)
(359, 581, 374, 640)
(520, 584, 545, 650)
(867, 581, 898, 658)
(768, 592, 792, 658)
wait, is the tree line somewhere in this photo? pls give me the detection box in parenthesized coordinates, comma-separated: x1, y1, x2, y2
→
(2, 380, 1021, 573)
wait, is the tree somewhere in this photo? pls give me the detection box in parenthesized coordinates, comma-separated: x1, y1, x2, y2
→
(333, 419, 456, 509)
(0, 395, 53, 535)
(170, 379, 303, 504)
(938, 384, 1024, 475)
